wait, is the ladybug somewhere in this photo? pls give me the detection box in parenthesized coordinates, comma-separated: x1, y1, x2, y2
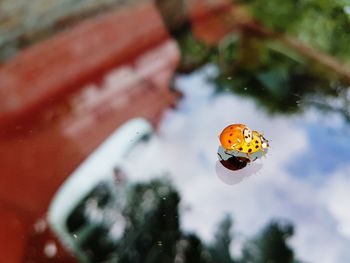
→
(218, 124, 269, 171)
(219, 124, 252, 150)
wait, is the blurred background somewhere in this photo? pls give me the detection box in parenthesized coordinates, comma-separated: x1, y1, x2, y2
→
(1, 0, 350, 262)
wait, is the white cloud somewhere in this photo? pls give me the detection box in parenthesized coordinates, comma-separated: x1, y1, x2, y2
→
(320, 166, 350, 238)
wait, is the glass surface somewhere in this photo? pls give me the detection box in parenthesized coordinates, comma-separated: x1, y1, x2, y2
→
(1, 1, 350, 263)
(62, 65, 349, 263)
(120, 66, 350, 263)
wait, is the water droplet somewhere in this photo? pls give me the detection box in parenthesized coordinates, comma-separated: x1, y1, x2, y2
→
(44, 241, 57, 258)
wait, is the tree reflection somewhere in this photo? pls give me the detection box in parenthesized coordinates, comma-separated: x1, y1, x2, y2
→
(209, 214, 236, 263)
(117, 180, 180, 263)
(240, 221, 296, 263)
(83, 179, 298, 263)
(174, 0, 350, 122)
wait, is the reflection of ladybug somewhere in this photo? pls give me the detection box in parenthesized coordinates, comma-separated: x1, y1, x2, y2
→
(218, 154, 249, 171)
(218, 124, 269, 171)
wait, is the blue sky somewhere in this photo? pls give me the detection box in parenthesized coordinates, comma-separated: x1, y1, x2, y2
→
(287, 123, 350, 181)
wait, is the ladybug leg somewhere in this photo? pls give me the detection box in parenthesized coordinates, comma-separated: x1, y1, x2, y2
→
(217, 153, 223, 160)
(246, 152, 252, 161)
(224, 151, 235, 157)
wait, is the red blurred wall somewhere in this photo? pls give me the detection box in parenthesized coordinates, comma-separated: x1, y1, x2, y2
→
(0, 0, 237, 261)
(0, 2, 179, 262)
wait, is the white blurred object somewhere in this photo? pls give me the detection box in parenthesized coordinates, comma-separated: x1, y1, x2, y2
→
(47, 118, 154, 261)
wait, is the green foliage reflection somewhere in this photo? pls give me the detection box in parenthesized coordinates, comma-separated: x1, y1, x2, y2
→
(90, 179, 298, 263)
(175, 1, 350, 119)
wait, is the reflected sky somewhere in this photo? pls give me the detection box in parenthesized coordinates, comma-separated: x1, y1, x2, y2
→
(122, 65, 350, 263)
(288, 123, 350, 180)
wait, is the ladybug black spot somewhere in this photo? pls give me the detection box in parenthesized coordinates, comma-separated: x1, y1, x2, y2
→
(255, 140, 258, 143)
(239, 147, 243, 151)
(255, 145, 259, 149)
(248, 148, 252, 153)
(230, 133, 233, 136)
(228, 140, 232, 144)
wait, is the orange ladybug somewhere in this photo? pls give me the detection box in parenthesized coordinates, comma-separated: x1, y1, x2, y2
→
(219, 124, 252, 150)
(219, 124, 269, 155)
